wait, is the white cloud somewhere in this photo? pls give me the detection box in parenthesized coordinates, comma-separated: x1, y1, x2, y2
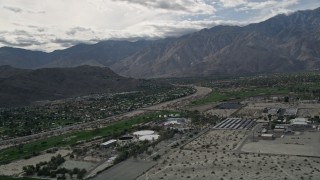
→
(235, 0, 300, 22)
(111, 0, 215, 14)
(237, 0, 299, 11)
(219, 0, 247, 8)
(0, 0, 318, 51)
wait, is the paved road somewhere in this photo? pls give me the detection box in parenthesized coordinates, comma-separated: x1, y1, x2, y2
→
(91, 158, 156, 180)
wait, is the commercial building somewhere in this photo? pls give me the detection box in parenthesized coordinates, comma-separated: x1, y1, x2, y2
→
(261, 134, 275, 140)
(284, 108, 298, 116)
(290, 118, 309, 126)
(267, 108, 280, 116)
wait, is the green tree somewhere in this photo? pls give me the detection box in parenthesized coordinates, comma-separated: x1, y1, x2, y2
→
(284, 96, 289, 102)
(77, 169, 87, 180)
(23, 165, 36, 175)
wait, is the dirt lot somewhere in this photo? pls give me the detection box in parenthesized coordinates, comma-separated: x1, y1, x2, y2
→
(184, 130, 246, 151)
(297, 108, 320, 118)
(242, 131, 320, 156)
(60, 159, 96, 171)
(137, 150, 320, 180)
(235, 102, 287, 117)
(0, 149, 71, 176)
(138, 123, 320, 180)
(205, 109, 236, 118)
(238, 102, 320, 118)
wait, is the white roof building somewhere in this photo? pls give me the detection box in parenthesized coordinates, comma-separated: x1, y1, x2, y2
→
(164, 118, 187, 126)
(284, 108, 298, 116)
(139, 135, 160, 141)
(291, 118, 309, 125)
(133, 130, 155, 136)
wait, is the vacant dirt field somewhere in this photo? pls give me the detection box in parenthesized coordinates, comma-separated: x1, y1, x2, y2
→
(0, 149, 71, 176)
(242, 131, 320, 156)
(60, 159, 96, 171)
(137, 149, 320, 180)
(205, 109, 236, 118)
(138, 123, 320, 180)
(184, 130, 246, 151)
(297, 108, 320, 118)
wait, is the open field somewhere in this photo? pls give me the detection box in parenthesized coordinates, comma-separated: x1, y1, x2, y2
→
(205, 109, 237, 118)
(138, 128, 320, 180)
(137, 150, 320, 180)
(242, 131, 320, 156)
(138, 112, 320, 180)
(184, 130, 246, 151)
(235, 102, 290, 117)
(60, 159, 96, 171)
(0, 149, 71, 176)
(236, 101, 320, 118)
(297, 104, 320, 117)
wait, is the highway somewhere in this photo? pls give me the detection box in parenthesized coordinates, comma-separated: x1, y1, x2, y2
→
(0, 86, 211, 147)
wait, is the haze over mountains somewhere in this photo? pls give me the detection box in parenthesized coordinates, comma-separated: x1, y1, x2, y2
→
(0, 40, 152, 69)
(0, 7, 320, 78)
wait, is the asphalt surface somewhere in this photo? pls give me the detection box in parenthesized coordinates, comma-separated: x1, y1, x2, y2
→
(91, 158, 156, 180)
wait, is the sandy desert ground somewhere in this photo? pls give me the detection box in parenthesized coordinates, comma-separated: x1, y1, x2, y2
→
(242, 131, 320, 156)
(205, 109, 237, 118)
(138, 128, 320, 180)
(137, 149, 320, 180)
(0, 149, 71, 176)
(184, 130, 246, 151)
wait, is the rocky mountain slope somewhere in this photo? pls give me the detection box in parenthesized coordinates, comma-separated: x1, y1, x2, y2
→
(112, 7, 320, 78)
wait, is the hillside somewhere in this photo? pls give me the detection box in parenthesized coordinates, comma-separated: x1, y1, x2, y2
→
(0, 65, 168, 107)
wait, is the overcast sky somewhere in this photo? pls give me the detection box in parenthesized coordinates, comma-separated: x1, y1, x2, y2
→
(0, 0, 319, 52)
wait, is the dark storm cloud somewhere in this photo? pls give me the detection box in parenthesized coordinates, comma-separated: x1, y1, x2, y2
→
(108, 36, 156, 41)
(151, 25, 199, 37)
(51, 38, 88, 47)
(111, 0, 189, 12)
(3, 6, 23, 13)
(0, 29, 46, 47)
(26, 10, 46, 14)
(148, 20, 218, 37)
(66, 27, 92, 36)
(0, 37, 44, 47)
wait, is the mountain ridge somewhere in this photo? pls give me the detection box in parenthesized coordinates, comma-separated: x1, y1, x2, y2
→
(0, 7, 320, 78)
(111, 7, 320, 78)
(0, 40, 154, 69)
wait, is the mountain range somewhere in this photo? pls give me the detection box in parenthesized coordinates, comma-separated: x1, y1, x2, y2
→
(0, 7, 320, 78)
